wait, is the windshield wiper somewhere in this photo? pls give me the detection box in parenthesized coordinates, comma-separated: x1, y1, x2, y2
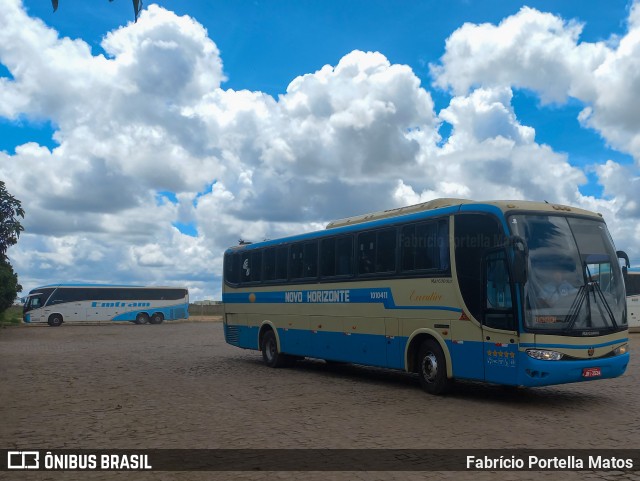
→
(589, 280, 617, 328)
(565, 285, 588, 331)
(565, 281, 617, 332)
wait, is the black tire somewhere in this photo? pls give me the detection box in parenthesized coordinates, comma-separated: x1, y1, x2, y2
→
(48, 314, 63, 327)
(261, 330, 288, 368)
(150, 313, 164, 325)
(135, 313, 150, 325)
(417, 339, 451, 395)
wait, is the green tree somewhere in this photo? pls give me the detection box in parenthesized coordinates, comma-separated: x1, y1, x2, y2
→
(52, 0, 143, 22)
(0, 259, 21, 314)
(0, 181, 24, 314)
(0, 181, 24, 260)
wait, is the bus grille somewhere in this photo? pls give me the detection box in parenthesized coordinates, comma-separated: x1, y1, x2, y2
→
(225, 325, 240, 345)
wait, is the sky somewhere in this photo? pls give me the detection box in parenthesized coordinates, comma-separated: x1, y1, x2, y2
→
(1, 0, 639, 301)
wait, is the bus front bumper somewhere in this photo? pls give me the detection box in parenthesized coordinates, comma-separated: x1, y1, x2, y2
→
(517, 352, 629, 387)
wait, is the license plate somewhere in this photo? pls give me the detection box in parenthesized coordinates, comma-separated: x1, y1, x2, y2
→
(582, 367, 601, 378)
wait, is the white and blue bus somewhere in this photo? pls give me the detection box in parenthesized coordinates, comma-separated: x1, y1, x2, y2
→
(223, 198, 630, 395)
(625, 268, 640, 329)
(22, 284, 189, 327)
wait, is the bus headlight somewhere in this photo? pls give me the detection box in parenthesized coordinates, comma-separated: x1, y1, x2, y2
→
(526, 349, 563, 361)
(613, 344, 628, 356)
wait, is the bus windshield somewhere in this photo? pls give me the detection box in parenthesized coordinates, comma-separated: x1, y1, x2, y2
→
(509, 215, 626, 333)
(23, 288, 54, 313)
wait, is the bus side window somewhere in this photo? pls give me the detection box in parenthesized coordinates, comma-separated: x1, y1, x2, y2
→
(241, 253, 252, 283)
(486, 252, 512, 309)
(336, 236, 353, 276)
(437, 219, 450, 271)
(290, 244, 304, 279)
(263, 248, 276, 281)
(401, 219, 448, 273)
(484, 249, 515, 330)
(251, 251, 262, 282)
(376, 228, 396, 273)
(303, 242, 318, 278)
(275, 247, 288, 280)
(320, 238, 336, 277)
(358, 232, 375, 274)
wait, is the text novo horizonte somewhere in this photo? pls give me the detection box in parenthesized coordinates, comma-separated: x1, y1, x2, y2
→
(284, 290, 350, 303)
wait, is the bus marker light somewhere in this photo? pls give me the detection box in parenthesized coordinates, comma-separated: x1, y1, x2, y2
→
(582, 367, 601, 378)
(459, 312, 469, 320)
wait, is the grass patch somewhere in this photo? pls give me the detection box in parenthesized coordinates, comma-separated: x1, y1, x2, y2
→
(0, 306, 22, 327)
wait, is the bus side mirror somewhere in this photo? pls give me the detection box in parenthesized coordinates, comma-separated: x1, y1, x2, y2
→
(509, 236, 528, 284)
(617, 250, 630, 269)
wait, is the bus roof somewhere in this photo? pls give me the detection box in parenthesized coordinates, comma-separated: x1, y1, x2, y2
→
(28, 284, 186, 292)
(226, 198, 604, 252)
(325, 198, 473, 229)
(326, 198, 601, 229)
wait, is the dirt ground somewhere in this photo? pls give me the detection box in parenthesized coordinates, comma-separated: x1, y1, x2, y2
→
(1, 321, 638, 481)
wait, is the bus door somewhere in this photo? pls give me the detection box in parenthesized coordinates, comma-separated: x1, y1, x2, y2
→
(482, 249, 519, 385)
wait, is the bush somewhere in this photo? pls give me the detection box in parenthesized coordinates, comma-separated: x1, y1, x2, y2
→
(0, 305, 22, 327)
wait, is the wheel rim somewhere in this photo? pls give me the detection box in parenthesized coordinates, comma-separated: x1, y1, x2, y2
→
(421, 352, 438, 383)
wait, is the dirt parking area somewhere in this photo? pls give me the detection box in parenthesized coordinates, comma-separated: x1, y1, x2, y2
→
(1, 321, 638, 481)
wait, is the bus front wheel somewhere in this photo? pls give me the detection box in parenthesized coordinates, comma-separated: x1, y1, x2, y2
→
(417, 339, 451, 395)
(48, 314, 63, 327)
(261, 330, 288, 368)
(135, 313, 150, 325)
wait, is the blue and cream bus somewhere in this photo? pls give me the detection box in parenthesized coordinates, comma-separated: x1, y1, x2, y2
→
(23, 284, 189, 327)
(222, 199, 630, 394)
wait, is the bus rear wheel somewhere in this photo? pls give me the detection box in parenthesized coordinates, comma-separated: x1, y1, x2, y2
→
(48, 314, 63, 327)
(149, 313, 164, 325)
(261, 330, 289, 368)
(417, 339, 451, 395)
(135, 313, 150, 325)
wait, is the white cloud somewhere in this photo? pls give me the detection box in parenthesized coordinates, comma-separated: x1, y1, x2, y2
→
(430, 7, 606, 103)
(428, 1, 640, 263)
(430, 2, 640, 167)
